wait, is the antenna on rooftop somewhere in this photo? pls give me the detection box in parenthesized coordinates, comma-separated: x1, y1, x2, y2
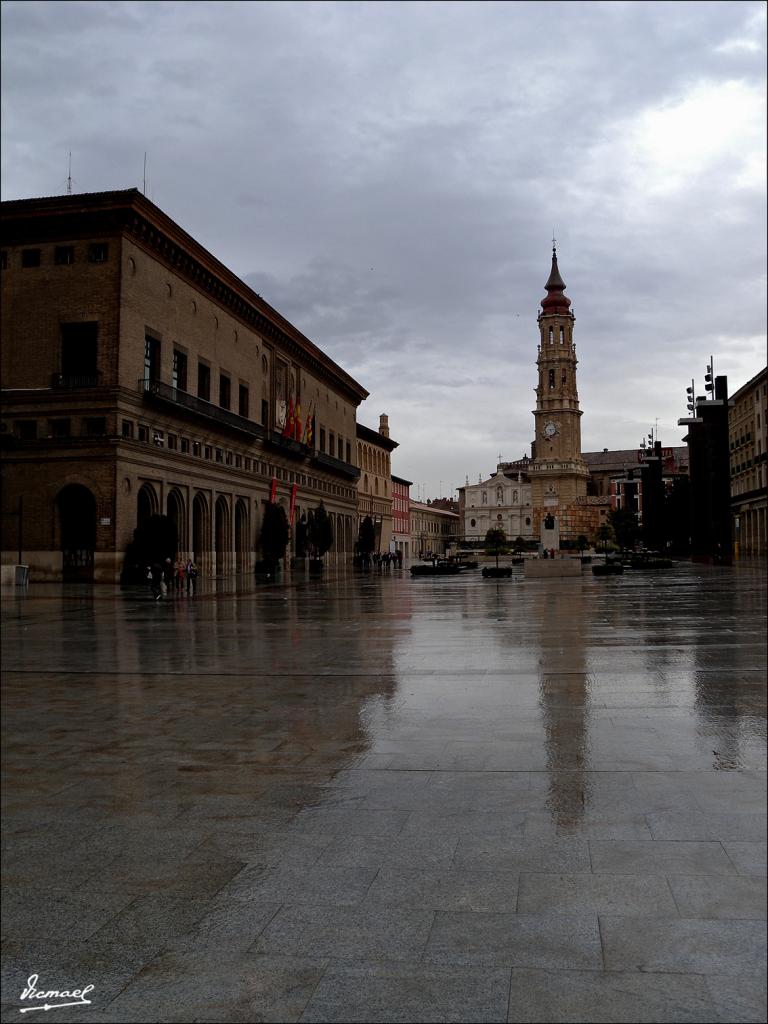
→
(66, 152, 72, 195)
(143, 152, 147, 195)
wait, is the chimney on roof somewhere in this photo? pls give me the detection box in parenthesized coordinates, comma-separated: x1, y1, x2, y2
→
(603, 448, 608, 453)
(379, 414, 390, 438)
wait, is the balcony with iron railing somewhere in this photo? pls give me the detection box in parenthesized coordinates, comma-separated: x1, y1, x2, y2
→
(311, 449, 361, 480)
(139, 379, 265, 439)
(51, 372, 102, 388)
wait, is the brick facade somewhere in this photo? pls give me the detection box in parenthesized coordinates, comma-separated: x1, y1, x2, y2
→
(1, 190, 368, 581)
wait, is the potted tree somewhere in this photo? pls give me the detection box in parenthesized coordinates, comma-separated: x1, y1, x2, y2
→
(482, 526, 512, 578)
(256, 501, 289, 578)
(576, 534, 591, 564)
(512, 535, 526, 565)
(308, 502, 334, 573)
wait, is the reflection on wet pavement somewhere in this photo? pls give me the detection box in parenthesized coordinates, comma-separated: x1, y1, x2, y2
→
(1, 561, 766, 1022)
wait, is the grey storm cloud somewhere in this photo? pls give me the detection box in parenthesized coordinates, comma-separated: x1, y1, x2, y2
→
(2, 0, 765, 496)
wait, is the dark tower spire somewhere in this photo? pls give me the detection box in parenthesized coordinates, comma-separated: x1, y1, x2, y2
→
(541, 245, 571, 313)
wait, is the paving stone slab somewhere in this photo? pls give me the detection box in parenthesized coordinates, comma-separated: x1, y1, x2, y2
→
(668, 874, 768, 919)
(299, 960, 511, 1023)
(600, 915, 767, 975)
(425, 911, 602, 969)
(254, 904, 435, 961)
(517, 872, 678, 916)
(507, 967, 719, 1023)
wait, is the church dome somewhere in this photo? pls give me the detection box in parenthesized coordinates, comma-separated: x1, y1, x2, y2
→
(541, 248, 571, 312)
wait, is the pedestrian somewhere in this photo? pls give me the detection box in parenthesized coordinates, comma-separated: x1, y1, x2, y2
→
(174, 559, 185, 592)
(149, 562, 163, 600)
(185, 559, 198, 594)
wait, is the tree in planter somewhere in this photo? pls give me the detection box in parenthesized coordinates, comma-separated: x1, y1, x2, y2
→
(357, 516, 375, 566)
(308, 502, 334, 564)
(513, 535, 526, 553)
(595, 523, 613, 555)
(258, 502, 289, 571)
(484, 526, 508, 569)
(295, 513, 308, 558)
(576, 534, 589, 555)
(609, 508, 639, 552)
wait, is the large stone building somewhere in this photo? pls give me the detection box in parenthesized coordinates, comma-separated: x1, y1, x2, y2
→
(356, 414, 398, 553)
(410, 500, 460, 556)
(391, 475, 412, 557)
(730, 366, 767, 556)
(0, 190, 368, 581)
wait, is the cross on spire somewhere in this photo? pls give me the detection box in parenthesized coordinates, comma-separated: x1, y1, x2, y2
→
(552, 229, 557, 254)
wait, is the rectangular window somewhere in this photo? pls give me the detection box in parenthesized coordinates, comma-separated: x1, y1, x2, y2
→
(172, 350, 187, 392)
(346, 441, 351, 463)
(138, 425, 149, 442)
(235, 454, 242, 468)
(121, 419, 134, 438)
(144, 334, 160, 383)
(225, 451, 233, 465)
(50, 418, 71, 438)
(215, 448, 223, 463)
(54, 246, 75, 265)
(219, 374, 231, 410)
(198, 362, 211, 401)
(180, 437, 190, 454)
(319, 427, 326, 453)
(193, 441, 201, 457)
(261, 399, 269, 425)
(238, 383, 249, 418)
(204, 445, 212, 460)
(88, 242, 108, 263)
(338, 437, 343, 460)
(244, 457, 251, 471)
(61, 322, 98, 383)
(15, 420, 37, 439)
(167, 433, 177, 450)
(21, 249, 41, 268)
(329, 432, 335, 457)
(83, 417, 106, 437)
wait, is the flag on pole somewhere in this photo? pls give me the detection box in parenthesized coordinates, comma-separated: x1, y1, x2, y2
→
(302, 401, 315, 446)
(289, 484, 298, 526)
(294, 402, 302, 441)
(270, 477, 278, 504)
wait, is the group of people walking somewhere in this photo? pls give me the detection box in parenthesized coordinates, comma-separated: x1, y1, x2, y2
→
(147, 558, 198, 600)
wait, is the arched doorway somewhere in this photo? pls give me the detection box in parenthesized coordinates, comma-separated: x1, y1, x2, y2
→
(137, 483, 158, 528)
(235, 499, 249, 573)
(214, 495, 230, 576)
(192, 492, 210, 573)
(167, 489, 186, 555)
(57, 484, 96, 581)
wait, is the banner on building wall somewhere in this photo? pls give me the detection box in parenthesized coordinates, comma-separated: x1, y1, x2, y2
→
(270, 477, 278, 504)
(289, 484, 298, 526)
(294, 403, 302, 442)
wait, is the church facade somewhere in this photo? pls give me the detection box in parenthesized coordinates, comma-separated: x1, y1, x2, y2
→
(459, 247, 609, 546)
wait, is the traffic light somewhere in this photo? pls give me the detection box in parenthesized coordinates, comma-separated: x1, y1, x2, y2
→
(686, 381, 695, 413)
(705, 360, 714, 393)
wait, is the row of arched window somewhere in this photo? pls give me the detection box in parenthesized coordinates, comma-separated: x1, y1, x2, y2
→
(548, 326, 568, 344)
(360, 443, 389, 477)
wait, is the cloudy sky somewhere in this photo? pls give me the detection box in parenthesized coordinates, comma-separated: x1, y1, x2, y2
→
(2, 1, 765, 498)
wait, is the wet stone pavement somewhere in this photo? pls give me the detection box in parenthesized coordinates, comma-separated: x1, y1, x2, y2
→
(1, 560, 766, 1023)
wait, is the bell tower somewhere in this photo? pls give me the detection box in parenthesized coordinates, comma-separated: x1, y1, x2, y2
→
(529, 243, 589, 532)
